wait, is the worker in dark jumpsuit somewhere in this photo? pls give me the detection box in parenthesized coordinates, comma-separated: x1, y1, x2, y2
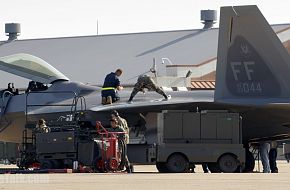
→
(101, 69, 123, 104)
(269, 141, 278, 173)
(128, 74, 168, 102)
(108, 118, 132, 173)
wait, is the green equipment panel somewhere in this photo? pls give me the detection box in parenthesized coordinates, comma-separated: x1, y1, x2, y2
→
(201, 113, 217, 139)
(182, 113, 200, 139)
(160, 110, 241, 144)
(36, 131, 76, 154)
(163, 112, 183, 139)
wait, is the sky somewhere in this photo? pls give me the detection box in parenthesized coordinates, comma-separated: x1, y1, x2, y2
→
(0, 0, 290, 41)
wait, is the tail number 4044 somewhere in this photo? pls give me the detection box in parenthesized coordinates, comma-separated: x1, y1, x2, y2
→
(230, 61, 262, 94)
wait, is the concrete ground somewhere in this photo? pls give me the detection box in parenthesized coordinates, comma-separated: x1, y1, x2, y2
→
(0, 161, 290, 190)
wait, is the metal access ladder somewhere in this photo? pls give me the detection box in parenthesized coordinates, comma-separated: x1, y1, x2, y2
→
(19, 91, 87, 168)
(0, 91, 13, 133)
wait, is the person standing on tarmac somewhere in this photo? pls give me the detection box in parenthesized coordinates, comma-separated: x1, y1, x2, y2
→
(128, 74, 169, 103)
(108, 118, 132, 173)
(111, 110, 130, 144)
(259, 142, 271, 173)
(269, 141, 279, 173)
(101, 69, 123, 105)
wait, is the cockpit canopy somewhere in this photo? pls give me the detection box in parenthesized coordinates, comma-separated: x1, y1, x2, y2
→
(0, 53, 69, 84)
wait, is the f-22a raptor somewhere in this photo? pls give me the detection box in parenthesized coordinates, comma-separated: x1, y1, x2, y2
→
(1, 5, 290, 162)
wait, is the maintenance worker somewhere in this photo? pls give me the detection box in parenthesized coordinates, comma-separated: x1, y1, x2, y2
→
(36, 82, 48, 91)
(101, 69, 123, 105)
(111, 110, 129, 144)
(259, 142, 271, 173)
(128, 74, 169, 103)
(6, 83, 14, 94)
(26, 81, 37, 93)
(108, 118, 132, 173)
(35, 119, 50, 133)
(269, 141, 279, 173)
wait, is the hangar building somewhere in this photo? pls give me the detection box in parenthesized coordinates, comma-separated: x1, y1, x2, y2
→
(0, 11, 290, 90)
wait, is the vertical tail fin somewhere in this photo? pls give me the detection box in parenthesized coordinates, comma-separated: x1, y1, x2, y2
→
(215, 5, 290, 103)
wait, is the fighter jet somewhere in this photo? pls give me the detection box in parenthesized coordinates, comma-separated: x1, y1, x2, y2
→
(0, 53, 214, 142)
(1, 5, 290, 148)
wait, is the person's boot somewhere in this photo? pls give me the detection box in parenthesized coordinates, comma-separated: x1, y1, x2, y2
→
(126, 166, 132, 173)
(106, 96, 112, 104)
(163, 94, 168, 101)
(129, 164, 134, 173)
(128, 96, 133, 103)
(271, 169, 278, 173)
(102, 97, 106, 105)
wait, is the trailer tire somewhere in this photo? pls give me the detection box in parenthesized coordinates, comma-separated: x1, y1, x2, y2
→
(107, 157, 119, 171)
(156, 162, 168, 173)
(166, 153, 189, 173)
(218, 154, 239, 173)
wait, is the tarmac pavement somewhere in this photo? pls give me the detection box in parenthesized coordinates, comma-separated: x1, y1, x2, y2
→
(0, 161, 290, 190)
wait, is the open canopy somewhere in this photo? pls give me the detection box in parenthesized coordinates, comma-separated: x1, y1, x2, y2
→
(0, 53, 69, 84)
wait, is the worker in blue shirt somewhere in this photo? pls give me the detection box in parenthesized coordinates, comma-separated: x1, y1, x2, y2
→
(101, 69, 123, 104)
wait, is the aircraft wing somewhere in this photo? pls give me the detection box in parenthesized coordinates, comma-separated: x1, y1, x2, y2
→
(90, 94, 214, 112)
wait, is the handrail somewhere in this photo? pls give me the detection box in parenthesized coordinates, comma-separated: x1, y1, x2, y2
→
(96, 121, 126, 138)
(71, 95, 87, 114)
(0, 91, 13, 133)
(1, 91, 13, 114)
